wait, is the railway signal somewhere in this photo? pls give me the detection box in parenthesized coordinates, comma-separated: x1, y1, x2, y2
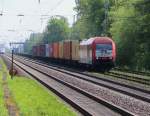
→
(11, 49, 14, 79)
(9, 42, 24, 79)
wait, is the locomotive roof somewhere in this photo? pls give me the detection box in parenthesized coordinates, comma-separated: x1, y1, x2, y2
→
(80, 37, 113, 45)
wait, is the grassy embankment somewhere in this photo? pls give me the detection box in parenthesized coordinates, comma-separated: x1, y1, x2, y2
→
(0, 58, 8, 116)
(0, 58, 77, 116)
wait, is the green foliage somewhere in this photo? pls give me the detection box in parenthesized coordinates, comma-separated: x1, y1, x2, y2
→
(43, 18, 69, 43)
(73, 0, 106, 38)
(70, 20, 86, 40)
(109, 0, 137, 67)
(23, 18, 69, 54)
(109, 0, 150, 70)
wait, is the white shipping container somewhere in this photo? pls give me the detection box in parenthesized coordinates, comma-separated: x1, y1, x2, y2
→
(49, 44, 53, 57)
(45, 44, 49, 57)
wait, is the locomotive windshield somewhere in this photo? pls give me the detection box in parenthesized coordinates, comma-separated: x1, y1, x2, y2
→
(96, 44, 112, 50)
(96, 44, 112, 58)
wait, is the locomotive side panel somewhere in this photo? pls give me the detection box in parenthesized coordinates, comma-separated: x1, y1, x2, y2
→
(112, 41, 116, 62)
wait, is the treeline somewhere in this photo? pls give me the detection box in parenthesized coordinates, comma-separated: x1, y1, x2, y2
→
(24, 0, 150, 71)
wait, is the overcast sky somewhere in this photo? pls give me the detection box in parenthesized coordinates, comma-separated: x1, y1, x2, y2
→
(0, 0, 76, 46)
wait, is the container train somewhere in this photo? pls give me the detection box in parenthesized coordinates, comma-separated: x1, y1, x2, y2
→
(32, 37, 116, 71)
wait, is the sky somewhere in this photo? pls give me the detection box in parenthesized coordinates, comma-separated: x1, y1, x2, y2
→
(0, 0, 76, 46)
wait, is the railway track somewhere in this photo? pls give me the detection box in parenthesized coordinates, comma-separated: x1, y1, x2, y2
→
(18, 54, 150, 86)
(114, 67, 150, 77)
(3, 55, 136, 116)
(107, 70, 150, 85)
(14, 55, 150, 102)
(18, 53, 150, 86)
(5, 54, 150, 115)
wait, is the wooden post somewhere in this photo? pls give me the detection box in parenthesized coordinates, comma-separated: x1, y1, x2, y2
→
(11, 49, 14, 79)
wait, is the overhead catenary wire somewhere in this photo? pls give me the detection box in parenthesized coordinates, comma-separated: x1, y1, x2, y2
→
(0, 0, 70, 18)
(0, 12, 75, 19)
(0, 0, 76, 45)
(45, 0, 65, 15)
(0, 0, 75, 29)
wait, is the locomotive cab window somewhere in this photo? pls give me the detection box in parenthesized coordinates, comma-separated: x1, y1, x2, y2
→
(96, 43, 112, 58)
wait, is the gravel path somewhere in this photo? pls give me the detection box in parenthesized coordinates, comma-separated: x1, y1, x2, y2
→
(2, 72, 19, 116)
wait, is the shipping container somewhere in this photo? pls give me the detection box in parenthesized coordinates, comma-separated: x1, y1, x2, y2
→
(49, 43, 53, 58)
(39, 44, 46, 57)
(63, 40, 80, 61)
(37, 45, 40, 56)
(63, 40, 72, 60)
(58, 42, 63, 59)
(45, 44, 49, 57)
(52, 42, 59, 58)
(71, 40, 79, 61)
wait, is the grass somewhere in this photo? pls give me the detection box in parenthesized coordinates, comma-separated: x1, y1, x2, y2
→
(0, 58, 8, 116)
(0, 58, 77, 116)
(0, 57, 76, 116)
(7, 77, 77, 116)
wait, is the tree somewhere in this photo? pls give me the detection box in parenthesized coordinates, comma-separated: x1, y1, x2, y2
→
(43, 17, 69, 43)
(134, 0, 150, 70)
(109, 0, 150, 70)
(74, 0, 107, 38)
